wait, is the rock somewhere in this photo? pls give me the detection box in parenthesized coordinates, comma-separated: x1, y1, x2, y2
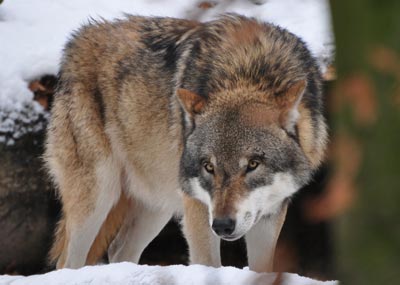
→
(0, 131, 60, 275)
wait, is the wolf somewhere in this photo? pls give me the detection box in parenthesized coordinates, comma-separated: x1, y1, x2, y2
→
(44, 14, 327, 272)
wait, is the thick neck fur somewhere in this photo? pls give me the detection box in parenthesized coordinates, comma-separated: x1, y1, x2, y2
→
(175, 15, 319, 98)
(172, 15, 325, 168)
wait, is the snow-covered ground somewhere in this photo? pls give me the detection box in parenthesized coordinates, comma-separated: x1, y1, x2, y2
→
(0, 0, 334, 144)
(0, 262, 338, 285)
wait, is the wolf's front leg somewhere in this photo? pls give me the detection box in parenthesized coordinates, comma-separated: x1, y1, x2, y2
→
(182, 194, 221, 267)
(245, 201, 288, 272)
(108, 200, 173, 264)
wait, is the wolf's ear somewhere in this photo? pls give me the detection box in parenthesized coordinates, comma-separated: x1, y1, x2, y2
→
(177, 88, 207, 117)
(278, 80, 306, 134)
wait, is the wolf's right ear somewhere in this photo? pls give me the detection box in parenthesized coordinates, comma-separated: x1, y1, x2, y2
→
(177, 88, 207, 117)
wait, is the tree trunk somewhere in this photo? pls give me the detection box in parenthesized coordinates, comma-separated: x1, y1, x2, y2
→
(330, 1, 400, 284)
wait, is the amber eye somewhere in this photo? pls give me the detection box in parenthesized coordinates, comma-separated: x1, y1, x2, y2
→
(247, 160, 260, 172)
(203, 162, 214, 174)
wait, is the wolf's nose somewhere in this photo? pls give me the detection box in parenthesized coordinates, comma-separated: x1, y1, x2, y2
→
(212, 217, 235, 236)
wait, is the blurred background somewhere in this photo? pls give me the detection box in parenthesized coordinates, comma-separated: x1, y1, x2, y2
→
(0, 1, 399, 284)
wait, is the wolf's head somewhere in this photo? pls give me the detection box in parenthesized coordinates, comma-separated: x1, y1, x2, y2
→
(175, 15, 327, 240)
(178, 81, 315, 241)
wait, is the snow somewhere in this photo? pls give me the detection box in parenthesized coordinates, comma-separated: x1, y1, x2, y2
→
(0, 262, 338, 285)
(0, 0, 334, 144)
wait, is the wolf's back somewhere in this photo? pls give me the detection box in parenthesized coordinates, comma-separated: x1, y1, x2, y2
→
(45, 16, 200, 266)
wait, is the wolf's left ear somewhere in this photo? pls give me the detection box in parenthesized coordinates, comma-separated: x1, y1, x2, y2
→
(278, 80, 307, 134)
(177, 88, 207, 117)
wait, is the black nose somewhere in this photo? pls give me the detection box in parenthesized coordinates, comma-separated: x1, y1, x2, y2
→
(212, 217, 236, 236)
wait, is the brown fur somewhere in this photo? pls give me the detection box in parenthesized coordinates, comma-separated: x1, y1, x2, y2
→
(182, 194, 221, 265)
(49, 191, 131, 267)
(212, 174, 248, 218)
(45, 14, 327, 269)
(45, 16, 198, 268)
(86, 192, 131, 265)
(177, 88, 208, 116)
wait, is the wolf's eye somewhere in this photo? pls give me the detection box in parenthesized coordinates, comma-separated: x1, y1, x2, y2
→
(247, 160, 260, 172)
(203, 162, 214, 174)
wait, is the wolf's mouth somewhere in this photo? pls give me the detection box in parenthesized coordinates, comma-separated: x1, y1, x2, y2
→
(219, 234, 242, 242)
